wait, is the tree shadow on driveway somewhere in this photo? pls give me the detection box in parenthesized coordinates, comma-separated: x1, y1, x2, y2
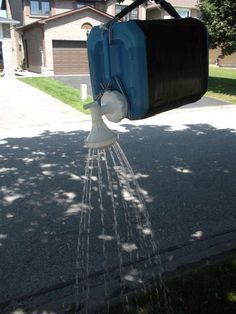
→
(1, 123, 236, 313)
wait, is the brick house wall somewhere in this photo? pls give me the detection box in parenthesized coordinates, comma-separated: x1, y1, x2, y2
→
(210, 48, 236, 68)
(23, 0, 75, 25)
(43, 9, 110, 74)
(22, 0, 107, 25)
(10, 0, 147, 72)
(52, 0, 76, 15)
(3, 1, 22, 70)
(0, 23, 15, 76)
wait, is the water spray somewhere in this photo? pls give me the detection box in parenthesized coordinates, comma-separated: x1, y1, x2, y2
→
(84, 90, 128, 149)
(78, 1, 209, 310)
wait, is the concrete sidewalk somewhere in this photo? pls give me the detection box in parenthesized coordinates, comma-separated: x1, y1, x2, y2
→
(0, 78, 88, 132)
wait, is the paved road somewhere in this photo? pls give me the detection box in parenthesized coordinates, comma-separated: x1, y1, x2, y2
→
(0, 78, 236, 313)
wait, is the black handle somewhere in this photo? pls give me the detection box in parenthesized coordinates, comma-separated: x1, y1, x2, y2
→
(156, 0, 181, 19)
(115, 0, 181, 21)
(115, 0, 146, 20)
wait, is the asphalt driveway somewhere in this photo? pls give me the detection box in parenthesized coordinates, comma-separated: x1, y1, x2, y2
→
(54, 74, 230, 110)
(54, 75, 93, 96)
(1, 78, 236, 313)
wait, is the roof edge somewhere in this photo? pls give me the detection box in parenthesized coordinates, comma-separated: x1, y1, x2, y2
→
(43, 6, 113, 22)
(0, 16, 20, 24)
(17, 6, 113, 31)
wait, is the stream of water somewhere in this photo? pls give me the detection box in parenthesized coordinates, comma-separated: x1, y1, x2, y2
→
(75, 142, 171, 313)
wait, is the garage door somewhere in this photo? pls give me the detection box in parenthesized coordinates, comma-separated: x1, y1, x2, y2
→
(53, 40, 89, 75)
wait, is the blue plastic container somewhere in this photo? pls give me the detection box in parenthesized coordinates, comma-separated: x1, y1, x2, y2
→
(87, 18, 208, 120)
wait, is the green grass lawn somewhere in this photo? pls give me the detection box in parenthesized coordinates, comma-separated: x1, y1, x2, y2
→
(208, 67, 236, 104)
(108, 253, 236, 314)
(19, 77, 92, 114)
(19, 67, 236, 116)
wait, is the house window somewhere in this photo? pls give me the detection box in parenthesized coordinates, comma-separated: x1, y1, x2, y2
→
(176, 8, 190, 18)
(30, 0, 51, 16)
(81, 23, 93, 30)
(82, 23, 93, 36)
(77, 1, 94, 8)
(115, 4, 138, 21)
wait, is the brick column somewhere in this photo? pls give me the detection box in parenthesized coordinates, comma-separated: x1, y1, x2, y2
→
(2, 24, 15, 77)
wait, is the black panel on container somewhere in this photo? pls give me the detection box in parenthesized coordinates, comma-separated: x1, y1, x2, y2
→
(135, 18, 208, 117)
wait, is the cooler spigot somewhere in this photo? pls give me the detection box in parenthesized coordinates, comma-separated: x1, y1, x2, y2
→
(84, 90, 128, 149)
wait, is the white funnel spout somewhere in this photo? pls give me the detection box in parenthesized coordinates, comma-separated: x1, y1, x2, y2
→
(84, 91, 128, 149)
(84, 102, 117, 149)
